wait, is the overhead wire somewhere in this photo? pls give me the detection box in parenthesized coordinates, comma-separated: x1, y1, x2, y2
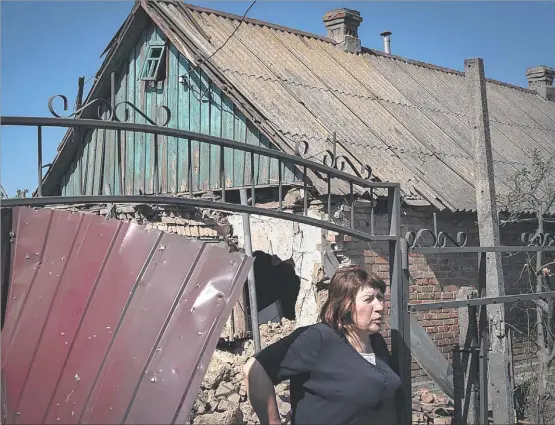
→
(186, 0, 258, 101)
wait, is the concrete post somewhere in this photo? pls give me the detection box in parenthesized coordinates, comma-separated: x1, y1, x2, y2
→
(464, 58, 515, 424)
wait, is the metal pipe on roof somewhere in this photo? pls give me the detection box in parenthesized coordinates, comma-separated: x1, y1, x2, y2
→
(380, 31, 392, 54)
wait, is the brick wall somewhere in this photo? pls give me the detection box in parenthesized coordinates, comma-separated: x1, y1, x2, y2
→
(326, 200, 554, 383)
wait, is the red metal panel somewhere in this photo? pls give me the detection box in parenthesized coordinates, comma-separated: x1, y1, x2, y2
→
(80, 233, 205, 424)
(125, 243, 251, 425)
(14, 214, 123, 425)
(2, 207, 54, 348)
(1, 206, 253, 424)
(3, 208, 84, 424)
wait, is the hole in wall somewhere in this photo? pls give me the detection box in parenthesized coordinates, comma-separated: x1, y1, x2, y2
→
(250, 250, 300, 320)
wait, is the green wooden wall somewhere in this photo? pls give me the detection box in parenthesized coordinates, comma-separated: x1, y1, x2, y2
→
(60, 22, 300, 196)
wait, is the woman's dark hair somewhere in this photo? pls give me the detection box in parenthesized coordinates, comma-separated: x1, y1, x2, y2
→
(319, 265, 386, 333)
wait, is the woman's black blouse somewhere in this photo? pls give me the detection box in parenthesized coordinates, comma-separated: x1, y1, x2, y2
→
(254, 323, 402, 425)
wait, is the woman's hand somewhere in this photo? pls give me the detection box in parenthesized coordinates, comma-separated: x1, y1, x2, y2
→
(242, 357, 282, 425)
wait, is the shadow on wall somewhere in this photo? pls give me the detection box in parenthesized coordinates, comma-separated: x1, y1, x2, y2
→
(251, 250, 301, 320)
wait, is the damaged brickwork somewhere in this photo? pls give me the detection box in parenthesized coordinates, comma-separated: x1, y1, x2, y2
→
(332, 200, 554, 384)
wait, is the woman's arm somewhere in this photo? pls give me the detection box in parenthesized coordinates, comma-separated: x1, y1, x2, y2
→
(243, 357, 281, 425)
(242, 325, 323, 424)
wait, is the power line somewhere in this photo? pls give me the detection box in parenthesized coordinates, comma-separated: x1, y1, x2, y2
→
(79, 1, 258, 105)
(183, 0, 258, 100)
(198, 0, 257, 67)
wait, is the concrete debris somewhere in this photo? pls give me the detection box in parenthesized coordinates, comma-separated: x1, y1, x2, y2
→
(411, 388, 454, 425)
(188, 318, 295, 424)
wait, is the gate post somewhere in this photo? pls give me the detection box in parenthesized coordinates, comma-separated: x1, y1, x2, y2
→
(388, 185, 411, 425)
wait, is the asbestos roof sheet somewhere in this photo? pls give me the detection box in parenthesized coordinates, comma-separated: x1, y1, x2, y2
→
(144, 1, 555, 211)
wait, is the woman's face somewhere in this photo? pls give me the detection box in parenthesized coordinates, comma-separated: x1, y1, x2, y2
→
(351, 286, 384, 334)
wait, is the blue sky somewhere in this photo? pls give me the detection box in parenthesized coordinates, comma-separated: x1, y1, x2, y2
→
(1, 1, 554, 197)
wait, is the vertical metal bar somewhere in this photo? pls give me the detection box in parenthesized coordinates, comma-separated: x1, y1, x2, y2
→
(388, 185, 411, 425)
(37, 126, 43, 197)
(479, 321, 489, 425)
(349, 182, 354, 229)
(303, 165, 308, 216)
(110, 71, 116, 115)
(456, 288, 480, 425)
(239, 189, 261, 353)
(250, 152, 255, 207)
(154, 134, 159, 194)
(188, 139, 193, 197)
(327, 176, 331, 222)
(433, 212, 438, 238)
(1, 208, 13, 330)
(477, 252, 489, 425)
(220, 145, 225, 203)
(77, 128, 83, 196)
(118, 129, 125, 195)
(278, 161, 283, 211)
(370, 187, 375, 235)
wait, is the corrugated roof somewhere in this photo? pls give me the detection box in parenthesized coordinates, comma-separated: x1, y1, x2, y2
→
(139, 1, 555, 212)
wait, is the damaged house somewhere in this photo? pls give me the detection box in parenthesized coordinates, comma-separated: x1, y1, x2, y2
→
(40, 0, 555, 394)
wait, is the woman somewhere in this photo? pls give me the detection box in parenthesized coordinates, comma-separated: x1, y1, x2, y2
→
(242, 265, 401, 425)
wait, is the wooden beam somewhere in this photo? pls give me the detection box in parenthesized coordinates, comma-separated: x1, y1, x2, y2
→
(465, 57, 515, 424)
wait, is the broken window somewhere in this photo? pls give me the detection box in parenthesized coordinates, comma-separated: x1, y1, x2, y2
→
(141, 44, 165, 81)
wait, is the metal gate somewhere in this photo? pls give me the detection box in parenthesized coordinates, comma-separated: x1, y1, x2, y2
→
(5, 78, 553, 424)
(0, 91, 412, 424)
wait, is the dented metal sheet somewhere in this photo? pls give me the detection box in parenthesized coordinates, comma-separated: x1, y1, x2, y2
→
(1, 206, 253, 424)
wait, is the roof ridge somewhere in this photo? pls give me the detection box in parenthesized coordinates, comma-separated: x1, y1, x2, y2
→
(183, 1, 542, 95)
(182, 1, 335, 44)
(362, 48, 539, 94)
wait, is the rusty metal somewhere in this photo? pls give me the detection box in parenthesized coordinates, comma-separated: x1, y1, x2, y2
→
(1, 206, 253, 424)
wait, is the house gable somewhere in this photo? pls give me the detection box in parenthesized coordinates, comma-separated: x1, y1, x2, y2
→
(54, 18, 301, 196)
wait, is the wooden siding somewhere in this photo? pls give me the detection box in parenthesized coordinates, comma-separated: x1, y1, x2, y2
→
(60, 22, 300, 196)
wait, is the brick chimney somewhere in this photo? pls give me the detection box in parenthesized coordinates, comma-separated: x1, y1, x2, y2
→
(323, 8, 363, 54)
(525, 65, 555, 101)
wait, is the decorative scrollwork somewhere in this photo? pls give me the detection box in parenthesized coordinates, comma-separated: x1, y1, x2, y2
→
(114, 102, 171, 126)
(322, 149, 374, 180)
(360, 164, 373, 180)
(49, 95, 114, 120)
(405, 228, 468, 248)
(521, 232, 555, 247)
(48, 94, 172, 127)
(294, 140, 309, 158)
(323, 150, 347, 172)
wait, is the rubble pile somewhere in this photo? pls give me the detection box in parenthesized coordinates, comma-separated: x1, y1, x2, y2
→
(411, 388, 454, 425)
(189, 318, 296, 425)
(190, 319, 455, 425)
